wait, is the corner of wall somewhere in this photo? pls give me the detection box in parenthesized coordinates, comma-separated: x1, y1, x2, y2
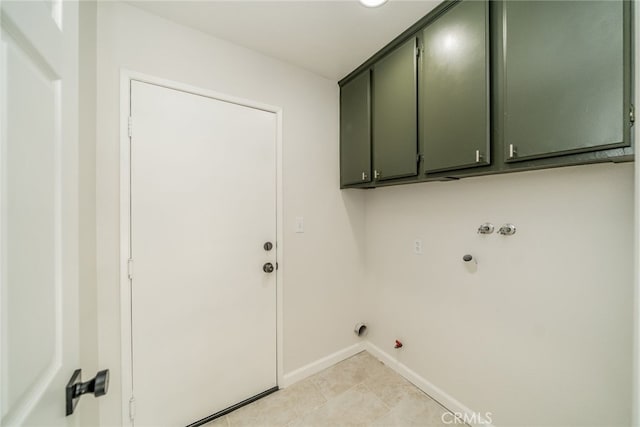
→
(364, 342, 494, 427)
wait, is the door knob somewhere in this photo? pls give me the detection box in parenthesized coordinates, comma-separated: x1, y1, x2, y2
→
(66, 369, 110, 416)
(263, 262, 274, 273)
(263, 241, 273, 251)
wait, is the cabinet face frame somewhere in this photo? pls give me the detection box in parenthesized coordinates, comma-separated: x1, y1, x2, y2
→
(499, 0, 633, 163)
(371, 36, 419, 182)
(419, 0, 491, 174)
(340, 70, 372, 187)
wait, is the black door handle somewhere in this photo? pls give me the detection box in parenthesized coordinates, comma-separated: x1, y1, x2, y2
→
(66, 369, 110, 416)
(263, 262, 274, 273)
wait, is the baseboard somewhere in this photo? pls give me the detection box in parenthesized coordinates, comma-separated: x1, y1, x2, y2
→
(365, 341, 495, 427)
(281, 340, 492, 427)
(281, 342, 366, 388)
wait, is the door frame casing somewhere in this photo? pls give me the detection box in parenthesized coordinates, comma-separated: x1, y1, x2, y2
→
(118, 69, 285, 426)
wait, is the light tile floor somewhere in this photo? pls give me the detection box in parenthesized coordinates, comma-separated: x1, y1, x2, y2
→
(207, 351, 455, 427)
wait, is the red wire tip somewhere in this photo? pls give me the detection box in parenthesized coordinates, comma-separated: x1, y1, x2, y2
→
(394, 340, 403, 348)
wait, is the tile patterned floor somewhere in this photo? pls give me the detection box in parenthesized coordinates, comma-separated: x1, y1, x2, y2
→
(207, 351, 454, 427)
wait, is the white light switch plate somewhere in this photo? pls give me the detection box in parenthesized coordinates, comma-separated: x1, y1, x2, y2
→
(295, 216, 304, 233)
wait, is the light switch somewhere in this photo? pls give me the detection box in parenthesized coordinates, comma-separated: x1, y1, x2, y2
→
(295, 216, 304, 233)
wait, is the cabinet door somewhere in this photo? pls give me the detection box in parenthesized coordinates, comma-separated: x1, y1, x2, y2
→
(340, 71, 371, 186)
(372, 37, 418, 181)
(503, 1, 628, 162)
(422, 0, 489, 173)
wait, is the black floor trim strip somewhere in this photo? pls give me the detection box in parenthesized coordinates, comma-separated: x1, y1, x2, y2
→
(185, 386, 280, 427)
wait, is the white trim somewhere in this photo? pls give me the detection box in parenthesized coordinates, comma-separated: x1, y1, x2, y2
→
(281, 342, 366, 388)
(118, 69, 285, 426)
(633, 3, 639, 426)
(280, 341, 491, 427)
(631, 0, 640, 427)
(119, 71, 132, 427)
(365, 342, 495, 427)
(275, 109, 285, 390)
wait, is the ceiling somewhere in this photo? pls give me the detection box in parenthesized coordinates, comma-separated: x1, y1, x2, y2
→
(127, 0, 440, 80)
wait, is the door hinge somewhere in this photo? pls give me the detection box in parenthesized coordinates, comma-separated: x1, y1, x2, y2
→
(128, 116, 133, 138)
(129, 396, 136, 422)
(630, 104, 635, 124)
(127, 259, 134, 280)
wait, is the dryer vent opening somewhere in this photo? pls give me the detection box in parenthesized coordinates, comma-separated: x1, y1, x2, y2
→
(354, 323, 367, 337)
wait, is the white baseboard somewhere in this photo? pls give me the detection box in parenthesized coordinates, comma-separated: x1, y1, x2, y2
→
(281, 342, 366, 388)
(365, 341, 495, 427)
(280, 340, 493, 427)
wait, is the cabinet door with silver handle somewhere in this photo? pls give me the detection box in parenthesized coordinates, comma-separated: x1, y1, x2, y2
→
(340, 71, 372, 186)
(372, 37, 419, 181)
(501, 1, 629, 161)
(421, 0, 490, 173)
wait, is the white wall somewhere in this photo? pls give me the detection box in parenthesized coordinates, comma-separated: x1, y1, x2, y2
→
(364, 163, 634, 426)
(95, 3, 366, 425)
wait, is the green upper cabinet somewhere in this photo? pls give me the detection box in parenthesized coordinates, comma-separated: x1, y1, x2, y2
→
(421, 0, 489, 173)
(340, 70, 371, 187)
(502, 0, 630, 162)
(338, 0, 632, 189)
(372, 37, 419, 181)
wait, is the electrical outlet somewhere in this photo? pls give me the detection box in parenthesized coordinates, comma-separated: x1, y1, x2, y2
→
(414, 239, 422, 254)
(295, 216, 304, 233)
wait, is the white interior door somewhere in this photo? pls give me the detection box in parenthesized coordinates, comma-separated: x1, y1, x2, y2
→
(129, 81, 277, 427)
(1, 1, 80, 426)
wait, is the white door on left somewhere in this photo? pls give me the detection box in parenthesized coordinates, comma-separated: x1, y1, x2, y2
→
(1, 1, 81, 425)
